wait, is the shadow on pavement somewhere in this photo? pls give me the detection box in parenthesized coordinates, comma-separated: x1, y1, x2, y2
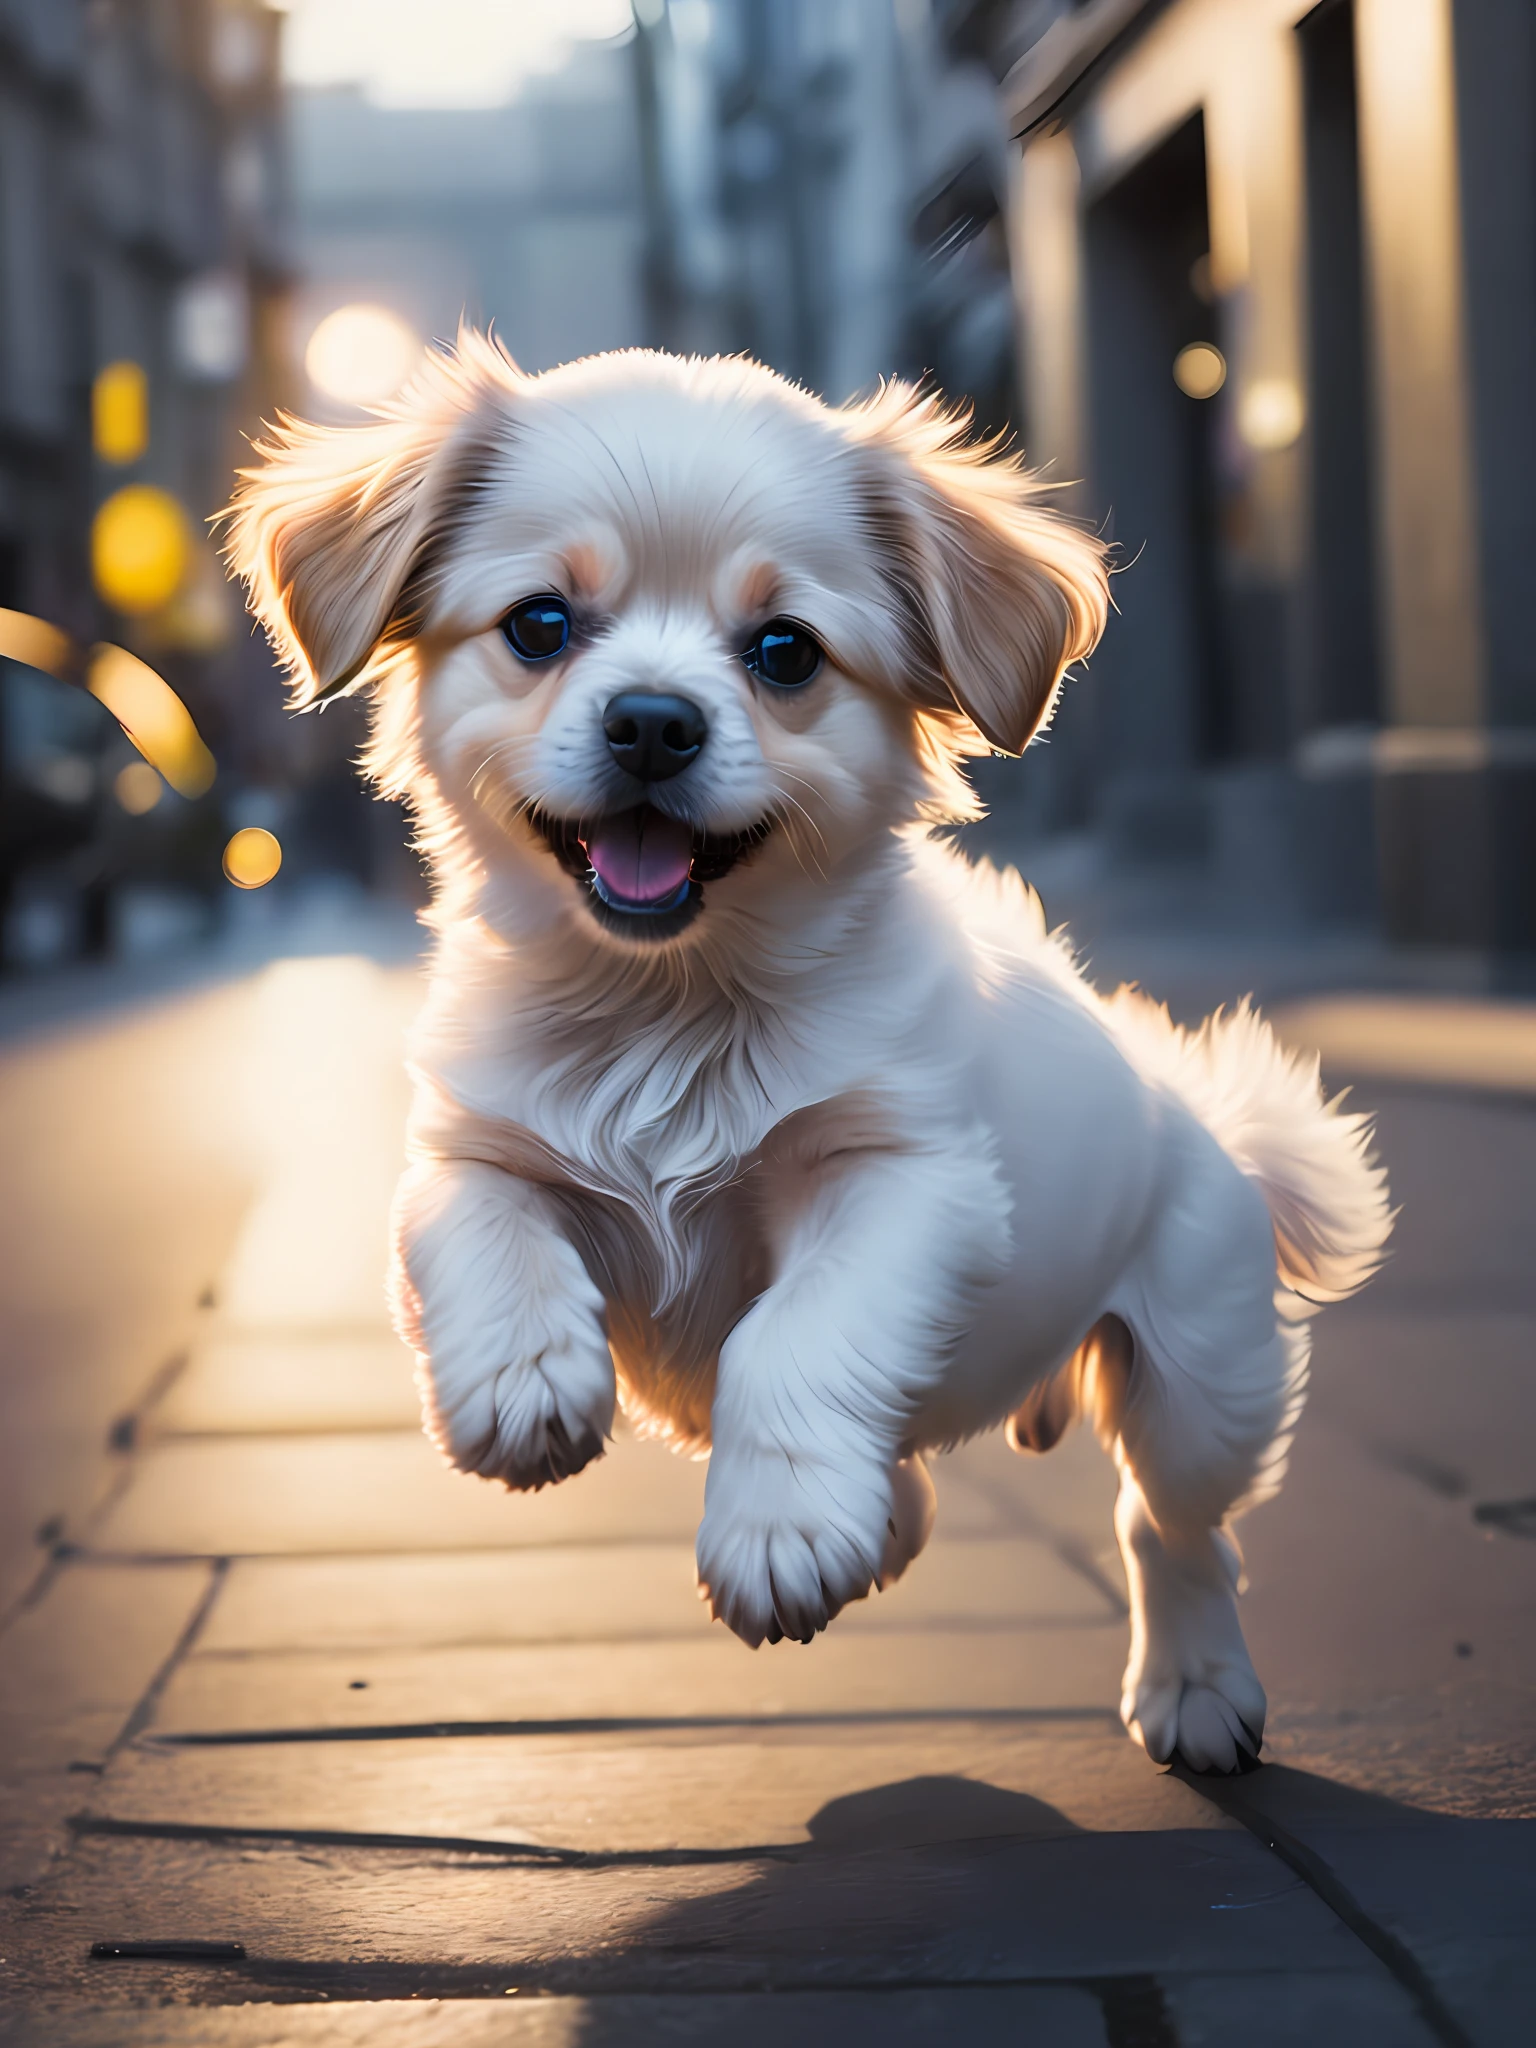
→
(557, 1768, 1536, 2048)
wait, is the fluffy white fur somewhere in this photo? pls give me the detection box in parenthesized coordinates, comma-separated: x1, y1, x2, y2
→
(228, 338, 1391, 1774)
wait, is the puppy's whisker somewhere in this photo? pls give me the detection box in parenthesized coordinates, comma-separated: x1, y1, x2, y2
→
(770, 793, 830, 881)
(772, 763, 832, 824)
(769, 781, 830, 856)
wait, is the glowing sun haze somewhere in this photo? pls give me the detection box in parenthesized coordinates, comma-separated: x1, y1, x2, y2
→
(271, 0, 637, 109)
(305, 304, 420, 406)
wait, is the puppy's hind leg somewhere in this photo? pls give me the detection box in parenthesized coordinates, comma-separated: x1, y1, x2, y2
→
(1006, 1314, 1133, 1456)
(1110, 1140, 1308, 1775)
(1113, 1452, 1274, 1774)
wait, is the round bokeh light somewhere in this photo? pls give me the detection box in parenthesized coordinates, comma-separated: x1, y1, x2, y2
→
(91, 485, 191, 614)
(1240, 378, 1305, 451)
(304, 304, 419, 406)
(115, 761, 164, 815)
(223, 826, 283, 890)
(1173, 342, 1227, 400)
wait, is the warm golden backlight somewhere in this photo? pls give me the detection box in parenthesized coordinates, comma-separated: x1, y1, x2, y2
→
(114, 760, 164, 815)
(0, 608, 217, 797)
(92, 360, 149, 465)
(87, 645, 216, 798)
(1240, 378, 1305, 451)
(1173, 342, 1227, 399)
(304, 303, 419, 406)
(0, 608, 74, 677)
(224, 827, 283, 890)
(91, 485, 190, 614)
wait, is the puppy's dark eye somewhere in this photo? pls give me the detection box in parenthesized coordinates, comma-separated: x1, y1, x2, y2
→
(500, 595, 571, 662)
(742, 618, 822, 690)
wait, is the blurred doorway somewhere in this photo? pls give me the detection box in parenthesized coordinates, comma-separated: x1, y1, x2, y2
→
(1085, 114, 1231, 849)
(1298, 0, 1381, 735)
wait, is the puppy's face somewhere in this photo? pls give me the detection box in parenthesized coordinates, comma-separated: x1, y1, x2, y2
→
(229, 344, 1107, 958)
(411, 367, 928, 946)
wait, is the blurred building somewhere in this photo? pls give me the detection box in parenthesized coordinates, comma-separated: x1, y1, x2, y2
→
(288, 40, 645, 385)
(0, 0, 292, 966)
(634, 0, 1017, 413)
(1002, 0, 1536, 956)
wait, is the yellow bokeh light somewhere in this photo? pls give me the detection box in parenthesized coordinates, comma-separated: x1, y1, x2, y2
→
(224, 826, 282, 890)
(1173, 342, 1227, 400)
(91, 485, 190, 614)
(304, 303, 420, 406)
(115, 760, 164, 815)
(1240, 378, 1305, 451)
(87, 645, 216, 798)
(0, 608, 75, 678)
(93, 361, 149, 465)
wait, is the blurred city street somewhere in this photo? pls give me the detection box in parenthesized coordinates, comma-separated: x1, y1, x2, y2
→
(0, 903, 1532, 2046)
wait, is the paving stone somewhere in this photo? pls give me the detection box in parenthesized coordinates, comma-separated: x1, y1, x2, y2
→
(216, 1174, 398, 1337)
(3, 1824, 1359, 2000)
(1164, 1966, 1438, 2046)
(88, 1426, 1131, 1607)
(91, 1722, 1232, 1851)
(1350, 1090, 1536, 1312)
(1210, 1766, 1536, 2048)
(0, 982, 254, 1614)
(148, 1623, 1127, 1738)
(0, 1561, 212, 1890)
(88, 1432, 708, 1559)
(1260, 1683, 1536, 1821)
(197, 1534, 1117, 1659)
(207, 958, 414, 1341)
(1239, 1411, 1536, 1756)
(0, 1986, 1109, 2047)
(1307, 1303, 1536, 1507)
(154, 1335, 422, 1438)
(198, 1546, 712, 1654)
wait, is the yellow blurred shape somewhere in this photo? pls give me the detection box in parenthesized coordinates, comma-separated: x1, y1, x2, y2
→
(305, 303, 419, 406)
(93, 360, 149, 465)
(115, 760, 164, 815)
(224, 826, 282, 890)
(92, 485, 190, 614)
(88, 644, 216, 798)
(0, 607, 75, 679)
(1173, 342, 1226, 399)
(1240, 378, 1305, 452)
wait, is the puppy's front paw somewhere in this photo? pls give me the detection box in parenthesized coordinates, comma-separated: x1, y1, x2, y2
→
(696, 1455, 890, 1647)
(422, 1315, 615, 1492)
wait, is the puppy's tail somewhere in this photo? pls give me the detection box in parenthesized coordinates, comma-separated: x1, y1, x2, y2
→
(1103, 990, 1393, 1310)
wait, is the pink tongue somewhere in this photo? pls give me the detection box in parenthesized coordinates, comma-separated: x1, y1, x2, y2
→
(583, 808, 694, 904)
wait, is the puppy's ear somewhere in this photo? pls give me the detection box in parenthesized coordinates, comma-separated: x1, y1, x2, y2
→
(225, 335, 516, 705)
(844, 383, 1109, 754)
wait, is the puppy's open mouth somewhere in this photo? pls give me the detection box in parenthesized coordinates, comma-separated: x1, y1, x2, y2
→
(532, 804, 772, 938)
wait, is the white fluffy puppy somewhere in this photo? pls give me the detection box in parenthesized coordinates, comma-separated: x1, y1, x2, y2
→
(230, 338, 1390, 1774)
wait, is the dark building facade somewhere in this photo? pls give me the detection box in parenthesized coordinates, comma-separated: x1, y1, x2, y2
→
(0, 0, 291, 963)
(1001, 0, 1536, 955)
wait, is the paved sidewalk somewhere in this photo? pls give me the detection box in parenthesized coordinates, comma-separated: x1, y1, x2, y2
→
(1, 947, 1533, 2045)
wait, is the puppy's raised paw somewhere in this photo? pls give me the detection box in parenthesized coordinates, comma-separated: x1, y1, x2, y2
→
(423, 1321, 615, 1493)
(696, 1458, 889, 1648)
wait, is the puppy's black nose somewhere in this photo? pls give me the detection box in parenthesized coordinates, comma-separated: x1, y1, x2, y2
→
(602, 691, 707, 782)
